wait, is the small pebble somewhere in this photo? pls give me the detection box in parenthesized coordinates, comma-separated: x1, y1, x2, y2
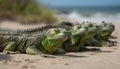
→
(30, 65, 36, 68)
(29, 60, 34, 63)
(113, 48, 117, 50)
(15, 60, 22, 63)
(90, 53, 96, 55)
(3, 60, 8, 65)
(24, 59, 30, 62)
(50, 62, 57, 65)
(21, 65, 28, 69)
(64, 63, 69, 65)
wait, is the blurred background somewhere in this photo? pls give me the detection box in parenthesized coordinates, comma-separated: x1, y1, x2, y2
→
(0, 0, 57, 24)
(40, 0, 120, 23)
(0, 0, 120, 25)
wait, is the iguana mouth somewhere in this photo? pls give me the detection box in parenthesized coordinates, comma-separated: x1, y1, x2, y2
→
(42, 36, 68, 54)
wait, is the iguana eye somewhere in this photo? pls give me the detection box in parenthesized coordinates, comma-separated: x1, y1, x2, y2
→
(47, 29, 54, 35)
(63, 30, 66, 33)
(73, 25, 81, 30)
(50, 30, 55, 35)
(88, 24, 94, 27)
(55, 29, 60, 34)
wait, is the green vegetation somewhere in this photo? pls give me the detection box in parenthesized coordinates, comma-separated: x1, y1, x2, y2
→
(0, 0, 57, 24)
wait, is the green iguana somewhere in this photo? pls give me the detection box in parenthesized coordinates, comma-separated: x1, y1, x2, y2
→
(97, 22, 115, 41)
(85, 22, 115, 47)
(56, 22, 98, 52)
(0, 28, 68, 57)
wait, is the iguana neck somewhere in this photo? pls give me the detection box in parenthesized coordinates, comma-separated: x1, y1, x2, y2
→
(34, 35, 49, 54)
(70, 35, 80, 46)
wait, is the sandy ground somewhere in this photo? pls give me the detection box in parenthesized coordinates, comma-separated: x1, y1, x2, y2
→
(0, 21, 120, 69)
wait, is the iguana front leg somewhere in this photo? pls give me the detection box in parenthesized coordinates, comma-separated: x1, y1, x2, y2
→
(26, 45, 55, 58)
(3, 41, 19, 54)
(26, 45, 43, 55)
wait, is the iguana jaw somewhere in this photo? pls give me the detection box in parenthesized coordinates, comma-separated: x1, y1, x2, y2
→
(41, 28, 68, 54)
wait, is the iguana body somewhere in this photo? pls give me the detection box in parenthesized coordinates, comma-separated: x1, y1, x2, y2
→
(85, 22, 115, 47)
(62, 25, 88, 52)
(77, 23, 99, 50)
(0, 28, 68, 55)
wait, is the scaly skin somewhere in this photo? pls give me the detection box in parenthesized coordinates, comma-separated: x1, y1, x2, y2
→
(79, 23, 99, 50)
(85, 22, 115, 47)
(0, 28, 68, 56)
(62, 25, 88, 52)
(98, 23, 115, 41)
(57, 22, 98, 52)
(56, 22, 74, 31)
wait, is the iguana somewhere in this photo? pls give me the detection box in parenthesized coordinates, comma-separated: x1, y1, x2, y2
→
(85, 22, 115, 47)
(56, 22, 98, 52)
(77, 23, 99, 50)
(97, 22, 115, 41)
(62, 25, 88, 52)
(0, 28, 68, 56)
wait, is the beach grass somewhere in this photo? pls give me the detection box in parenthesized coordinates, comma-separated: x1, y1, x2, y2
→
(0, 0, 57, 24)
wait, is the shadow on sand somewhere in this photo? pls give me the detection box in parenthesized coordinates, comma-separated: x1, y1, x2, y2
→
(54, 47, 114, 58)
(110, 35, 118, 39)
(81, 47, 113, 53)
(0, 54, 12, 61)
(109, 40, 118, 46)
(55, 54, 87, 58)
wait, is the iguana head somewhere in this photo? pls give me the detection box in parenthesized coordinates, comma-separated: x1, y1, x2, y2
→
(99, 22, 115, 40)
(62, 25, 88, 52)
(72, 25, 87, 36)
(71, 25, 88, 45)
(41, 28, 68, 54)
(83, 23, 98, 42)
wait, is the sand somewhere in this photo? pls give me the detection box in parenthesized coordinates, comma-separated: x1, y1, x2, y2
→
(0, 21, 120, 69)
